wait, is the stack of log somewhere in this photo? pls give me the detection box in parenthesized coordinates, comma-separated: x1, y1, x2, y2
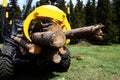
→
(11, 23, 103, 63)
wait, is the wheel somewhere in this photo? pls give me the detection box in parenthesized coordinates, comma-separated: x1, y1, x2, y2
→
(0, 44, 14, 80)
(0, 34, 2, 43)
(55, 47, 71, 72)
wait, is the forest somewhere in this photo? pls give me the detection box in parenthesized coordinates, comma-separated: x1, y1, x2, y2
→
(0, 0, 120, 44)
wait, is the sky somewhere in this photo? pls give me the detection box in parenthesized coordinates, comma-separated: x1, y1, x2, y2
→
(0, 0, 88, 9)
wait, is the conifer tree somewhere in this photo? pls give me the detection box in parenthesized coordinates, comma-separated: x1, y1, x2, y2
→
(67, 0, 74, 28)
(69, 0, 74, 13)
(97, 0, 111, 25)
(97, 0, 119, 43)
(112, 0, 120, 43)
(7, 0, 21, 19)
(56, 0, 66, 12)
(74, 0, 85, 28)
(85, 0, 96, 25)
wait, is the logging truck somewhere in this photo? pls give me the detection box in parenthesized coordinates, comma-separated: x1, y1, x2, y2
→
(0, 0, 103, 80)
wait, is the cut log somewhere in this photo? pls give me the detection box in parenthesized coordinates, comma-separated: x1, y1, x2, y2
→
(11, 36, 41, 55)
(46, 48, 62, 64)
(59, 46, 67, 55)
(16, 34, 24, 38)
(48, 23, 62, 31)
(65, 24, 104, 40)
(52, 53, 61, 64)
(30, 30, 66, 48)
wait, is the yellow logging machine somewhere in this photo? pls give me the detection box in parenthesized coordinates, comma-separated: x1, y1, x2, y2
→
(0, 0, 103, 80)
(0, 0, 72, 79)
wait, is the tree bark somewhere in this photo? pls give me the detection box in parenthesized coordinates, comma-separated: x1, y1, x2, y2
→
(11, 36, 41, 55)
(30, 30, 66, 48)
(65, 24, 104, 40)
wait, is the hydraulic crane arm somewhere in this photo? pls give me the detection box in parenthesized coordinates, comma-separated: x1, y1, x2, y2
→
(1, 0, 7, 37)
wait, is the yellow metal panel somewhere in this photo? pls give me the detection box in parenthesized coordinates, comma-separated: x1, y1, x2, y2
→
(67, 7, 70, 14)
(6, 12, 9, 18)
(2, 0, 7, 7)
(9, 20, 12, 25)
(23, 12, 35, 42)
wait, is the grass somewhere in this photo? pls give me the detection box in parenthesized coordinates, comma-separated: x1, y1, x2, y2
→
(0, 44, 3, 48)
(1, 43, 120, 80)
(51, 44, 120, 80)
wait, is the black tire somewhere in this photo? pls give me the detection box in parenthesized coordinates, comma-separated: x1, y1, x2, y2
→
(0, 34, 2, 43)
(55, 47, 71, 72)
(0, 44, 14, 80)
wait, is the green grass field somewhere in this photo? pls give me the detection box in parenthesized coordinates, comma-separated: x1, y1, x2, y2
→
(1, 43, 120, 80)
(51, 43, 120, 80)
(0, 44, 3, 48)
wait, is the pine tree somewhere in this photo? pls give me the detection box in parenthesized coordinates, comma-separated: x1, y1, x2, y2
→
(97, 0, 112, 25)
(97, 0, 119, 43)
(112, 0, 120, 43)
(7, 0, 21, 19)
(39, 0, 49, 5)
(74, 0, 85, 28)
(69, 0, 74, 13)
(56, 0, 66, 12)
(85, 0, 96, 26)
(67, 0, 74, 27)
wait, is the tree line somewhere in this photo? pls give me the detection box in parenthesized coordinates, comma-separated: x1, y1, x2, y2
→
(67, 0, 120, 44)
(0, 0, 120, 44)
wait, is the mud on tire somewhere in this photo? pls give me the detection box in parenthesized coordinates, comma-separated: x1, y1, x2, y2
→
(0, 44, 14, 80)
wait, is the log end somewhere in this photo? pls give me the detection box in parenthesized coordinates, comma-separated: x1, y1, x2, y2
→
(53, 53, 61, 64)
(51, 31, 66, 48)
(59, 46, 67, 55)
(29, 45, 41, 55)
